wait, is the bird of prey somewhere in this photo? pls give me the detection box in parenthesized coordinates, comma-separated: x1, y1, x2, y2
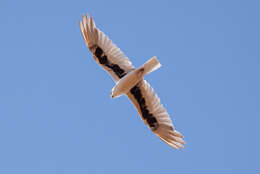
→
(79, 14, 185, 149)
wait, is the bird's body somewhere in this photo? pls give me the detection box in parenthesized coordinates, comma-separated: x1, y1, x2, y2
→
(111, 67, 145, 98)
(111, 56, 161, 98)
(80, 14, 185, 149)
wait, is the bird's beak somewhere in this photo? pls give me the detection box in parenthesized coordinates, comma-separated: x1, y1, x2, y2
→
(110, 92, 114, 98)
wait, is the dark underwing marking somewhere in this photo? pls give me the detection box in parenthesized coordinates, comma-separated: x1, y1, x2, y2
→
(99, 55, 108, 64)
(95, 47, 103, 58)
(93, 46, 126, 78)
(111, 64, 125, 75)
(92, 45, 157, 129)
(130, 85, 158, 130)
(107, 64, 126, 78)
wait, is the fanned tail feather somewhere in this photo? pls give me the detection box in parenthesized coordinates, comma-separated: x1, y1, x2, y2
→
(142, 56, 161, 75)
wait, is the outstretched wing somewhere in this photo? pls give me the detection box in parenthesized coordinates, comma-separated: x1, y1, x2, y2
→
(79, 14, 135, 82)
(127, 80, 185, 149)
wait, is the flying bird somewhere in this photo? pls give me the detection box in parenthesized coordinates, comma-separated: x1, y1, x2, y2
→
(79, 14, 185, 149)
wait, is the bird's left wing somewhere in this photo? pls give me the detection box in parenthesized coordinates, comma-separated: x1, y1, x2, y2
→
(127, 80, 186, 149)
(80, 14, 135, 82)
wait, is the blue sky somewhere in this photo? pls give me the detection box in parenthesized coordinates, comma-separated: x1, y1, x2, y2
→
(1, 0, 259, 173)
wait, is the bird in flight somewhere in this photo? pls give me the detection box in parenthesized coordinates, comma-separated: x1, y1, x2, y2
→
(79, 14, 185, 149)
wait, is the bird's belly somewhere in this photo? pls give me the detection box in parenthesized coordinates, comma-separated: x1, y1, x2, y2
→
(114, 69, 144, 96)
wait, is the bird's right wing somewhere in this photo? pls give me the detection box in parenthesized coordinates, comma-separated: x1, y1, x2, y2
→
(80, 14, 135, 82)
(127, 80, 185, 149)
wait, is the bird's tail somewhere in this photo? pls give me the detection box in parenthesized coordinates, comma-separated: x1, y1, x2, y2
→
(141, 56, 161, 75)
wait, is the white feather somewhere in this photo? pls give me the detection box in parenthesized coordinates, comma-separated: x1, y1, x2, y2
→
(80, 14, 185, 149)
(80, 14, 134, 82)
(127, 80, 185, 149)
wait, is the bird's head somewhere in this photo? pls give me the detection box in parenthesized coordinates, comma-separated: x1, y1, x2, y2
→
(110, 91, 115, 98)
(110, 87, 116, 98)
(111, 85, 120, 98)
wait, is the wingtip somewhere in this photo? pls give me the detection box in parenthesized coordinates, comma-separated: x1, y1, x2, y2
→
(81, 13, 85, 20)
(169, 143, 179, 149)
(172, 130, 184, 138)
(156, 130, 186, 149)
(79, 20, 83, 27)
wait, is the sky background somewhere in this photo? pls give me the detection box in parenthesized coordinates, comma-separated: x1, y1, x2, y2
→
(0, 0, 259, 173)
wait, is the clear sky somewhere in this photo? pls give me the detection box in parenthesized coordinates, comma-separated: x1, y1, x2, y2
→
(0, 0, 259, 173)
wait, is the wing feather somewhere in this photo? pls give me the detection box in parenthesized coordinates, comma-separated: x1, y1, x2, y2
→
(80, 14, 185, 149)
(80, 14, 134, 81)
(127, 80, 185, 149)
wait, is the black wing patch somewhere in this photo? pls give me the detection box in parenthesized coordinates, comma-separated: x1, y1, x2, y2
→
(93, 45, 126, 78)
(130, 85, 159, 131)
(93, 46, 158, 129)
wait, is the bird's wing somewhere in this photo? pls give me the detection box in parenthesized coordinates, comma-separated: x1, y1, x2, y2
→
(79, 14, 135, 82)
(127, 80, 185, 149)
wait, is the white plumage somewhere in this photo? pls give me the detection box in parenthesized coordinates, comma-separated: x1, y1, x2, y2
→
(79, 14, 185, 149)
(111, 56, 161, 98)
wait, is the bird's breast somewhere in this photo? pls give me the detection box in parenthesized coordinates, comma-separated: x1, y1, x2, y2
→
(112, 69, 144, 97)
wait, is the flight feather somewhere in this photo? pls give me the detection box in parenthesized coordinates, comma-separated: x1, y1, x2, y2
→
(80, 14, 185, 149)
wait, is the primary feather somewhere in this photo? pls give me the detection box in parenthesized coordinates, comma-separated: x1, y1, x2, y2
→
(80, 14, 134, 81)
(80, 14, 185, 149)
